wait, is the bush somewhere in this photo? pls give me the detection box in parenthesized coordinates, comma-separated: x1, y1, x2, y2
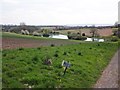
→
(18, 48, 24, 50)
(54, 53, 59, 57)
(32, 56, 39, 64)
(75, 36, 87, 40)
(89, 48, 92, 49)
(55, 50, 59, 53)
(51, 44, 55, 47)
(78, 52, 81, 55)
(82, 33, 86, 36)
(37, 47, 41, 50)
(67, 34, 87, 40)
(3, 53, 7, 57)
(63, 52, 67, 55)
(43, 34, 50, 37)
(97, 44, 100, 46)
(111, 36, 119, 42)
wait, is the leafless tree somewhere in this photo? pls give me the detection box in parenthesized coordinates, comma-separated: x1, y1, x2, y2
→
(20, 22, 26, 30)
(90, 27, 98, 41)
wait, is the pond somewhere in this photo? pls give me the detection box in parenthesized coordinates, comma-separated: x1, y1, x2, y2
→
(85, 38, 104, 42)
(49, 34, 104, 42)
(49, 34, 68, 39)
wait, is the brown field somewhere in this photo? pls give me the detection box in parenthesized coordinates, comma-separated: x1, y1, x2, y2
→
(2, 37, 79, 49)
(58, 28, 113, 36)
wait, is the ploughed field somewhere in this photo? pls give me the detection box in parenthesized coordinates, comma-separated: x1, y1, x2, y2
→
(2, 32, 79, 49)
(2, 38, 79, 49)
(2, 32, 119, 88)
(58, 28, 113, 36)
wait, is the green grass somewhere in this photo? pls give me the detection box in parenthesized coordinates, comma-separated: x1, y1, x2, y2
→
(2, 32, 53, 40)
(2, 42, 118, 88)
(2, 32, 83, 43)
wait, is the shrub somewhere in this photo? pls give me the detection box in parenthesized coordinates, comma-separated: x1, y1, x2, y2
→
(67, 34, 87, 40)
(68, 51, 71, 54)
(82, 33, 86, 36)
(78, 52, 81, 55)
(111, 36, 119, 42)
(37, 47, 41, 50)
(18, 48, 24, 50)
(63, 52, 67, 55)
(55, 50, 59, 53)
(54, 53, 59, 57)
(3, 53, 7, 57)
(32, 56, 39, 64)
(97, 44, 100, 46)
(51, 44, 55, 47)
(43, 34, 50, 37)
(89, 47, 92, 49)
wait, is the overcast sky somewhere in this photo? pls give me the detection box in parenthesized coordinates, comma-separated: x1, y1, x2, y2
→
(1, 0, 119, 25)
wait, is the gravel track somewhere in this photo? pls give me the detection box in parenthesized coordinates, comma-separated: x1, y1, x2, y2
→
(94, 49, 119, 88)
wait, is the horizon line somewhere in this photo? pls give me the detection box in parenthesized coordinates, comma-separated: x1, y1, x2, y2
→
(0, 23, 114, 26)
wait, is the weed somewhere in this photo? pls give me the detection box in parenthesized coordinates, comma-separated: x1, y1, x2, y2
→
(78, 52, 82, 55)
(3, 53, 7, 57)
(37, 47, 41, 50)
(63, 52, 67, 55)
(18, 48, 24, 50)
(89, 47, 92, 49)
(32, 56, 39, 64)
(97, 44, 100, 46)
(51, 44, 55, 47)
(54, 53, 59, 57)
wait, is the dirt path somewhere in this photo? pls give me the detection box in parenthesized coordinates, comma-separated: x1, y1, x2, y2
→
(94, 49, 119, 88)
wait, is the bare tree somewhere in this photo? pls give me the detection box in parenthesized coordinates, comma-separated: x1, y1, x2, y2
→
(20, 22, 26, 30)
(90, 27, 98, 41)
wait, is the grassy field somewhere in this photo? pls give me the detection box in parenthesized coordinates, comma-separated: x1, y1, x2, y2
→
(2, 40, 118, 88)
(2, 32, 52, 40)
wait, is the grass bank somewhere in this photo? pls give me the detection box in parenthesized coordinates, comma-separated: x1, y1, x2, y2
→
(2, 42, 118, 88)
